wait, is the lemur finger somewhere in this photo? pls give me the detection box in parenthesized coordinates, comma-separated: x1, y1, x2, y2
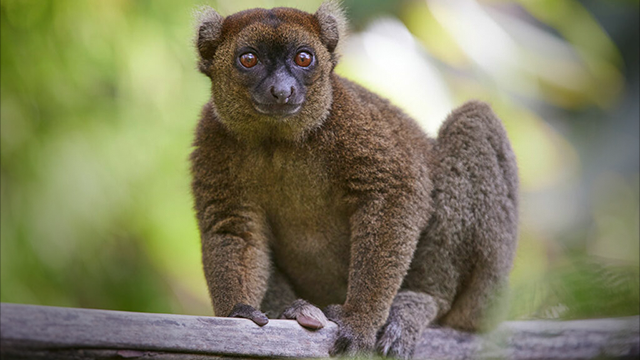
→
(228, 303, 269, 326)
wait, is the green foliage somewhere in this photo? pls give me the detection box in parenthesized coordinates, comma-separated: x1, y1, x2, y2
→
(510, 255, 639, 320)
(1, 0, 212, 314)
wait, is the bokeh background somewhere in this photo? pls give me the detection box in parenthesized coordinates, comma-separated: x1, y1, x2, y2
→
(1, 0, 638, 320)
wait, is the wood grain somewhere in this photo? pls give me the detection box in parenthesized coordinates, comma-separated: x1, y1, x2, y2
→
(1, 303, 638, 359)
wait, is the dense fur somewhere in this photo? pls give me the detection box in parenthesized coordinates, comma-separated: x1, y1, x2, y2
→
(191, 2, 518, 358)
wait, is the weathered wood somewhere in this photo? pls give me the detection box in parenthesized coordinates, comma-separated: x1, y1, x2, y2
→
(1, 303, 638, 359)
(414, 318, 639, 360)
(0, 303, 335, 359)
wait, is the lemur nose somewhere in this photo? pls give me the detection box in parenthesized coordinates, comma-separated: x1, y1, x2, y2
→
(270, 86, 294, 104)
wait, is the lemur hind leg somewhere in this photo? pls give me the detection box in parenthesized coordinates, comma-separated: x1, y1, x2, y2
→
(436, 101, 518, 332)
(376, 101, 519, 358)
(260, 267, 328, 329)
(260, 266, 298, 319)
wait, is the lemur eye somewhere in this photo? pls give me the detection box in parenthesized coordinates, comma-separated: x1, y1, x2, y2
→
(294, 51, 312, 67)
(239, 52, 258, 68)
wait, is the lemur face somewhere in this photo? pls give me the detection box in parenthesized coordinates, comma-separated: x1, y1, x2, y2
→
(197, 7, 341, 141)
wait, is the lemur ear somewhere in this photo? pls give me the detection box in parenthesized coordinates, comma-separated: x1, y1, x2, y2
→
(315, 0, 347, 54)
(195, 6, 224, 74)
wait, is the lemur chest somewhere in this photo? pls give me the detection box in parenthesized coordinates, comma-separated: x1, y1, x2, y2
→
(240, 146, 351, 304)
(242, 147, 351, 246)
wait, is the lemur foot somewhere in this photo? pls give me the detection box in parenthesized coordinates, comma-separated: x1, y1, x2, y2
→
(281, 299, 328, 330)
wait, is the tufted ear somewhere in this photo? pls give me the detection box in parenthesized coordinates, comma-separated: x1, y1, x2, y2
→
(315, 0, 347, 54)
(195, 6, 224, 74)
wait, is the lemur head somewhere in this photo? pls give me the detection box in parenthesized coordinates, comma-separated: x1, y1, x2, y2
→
(196, 2, 347, 142)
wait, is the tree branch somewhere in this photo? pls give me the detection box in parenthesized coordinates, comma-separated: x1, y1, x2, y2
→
(1, 303, 638, 359)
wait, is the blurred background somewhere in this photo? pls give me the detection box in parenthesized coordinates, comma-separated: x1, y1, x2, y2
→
(1, 0, 638, 320)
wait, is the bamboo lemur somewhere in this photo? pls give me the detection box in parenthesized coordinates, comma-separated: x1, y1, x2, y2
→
(191, 1, 518, 358)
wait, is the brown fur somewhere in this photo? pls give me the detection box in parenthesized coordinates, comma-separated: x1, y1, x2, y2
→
(191, 2, 518, 358)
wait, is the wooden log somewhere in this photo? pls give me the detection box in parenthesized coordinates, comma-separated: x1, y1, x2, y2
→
(0, 303, 335, 359)
(1, 303, 638, 359)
